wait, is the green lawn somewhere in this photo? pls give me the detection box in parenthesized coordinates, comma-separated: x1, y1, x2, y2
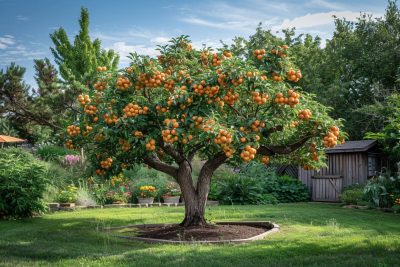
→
(0, 203, 399, 267)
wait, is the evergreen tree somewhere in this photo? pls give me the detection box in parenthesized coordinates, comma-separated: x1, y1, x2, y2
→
(50, 7, 119, 90)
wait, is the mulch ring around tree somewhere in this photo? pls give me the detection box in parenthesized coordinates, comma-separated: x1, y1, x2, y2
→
(106, 222, 279, 244)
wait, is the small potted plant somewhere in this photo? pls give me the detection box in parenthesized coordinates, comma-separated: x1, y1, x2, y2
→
(57, 185, 78, 208)
(106, 190, 131, 204)
(162, 182, 181, 204)
(137, 185, 157, 204)
(105, 173, 133, 204)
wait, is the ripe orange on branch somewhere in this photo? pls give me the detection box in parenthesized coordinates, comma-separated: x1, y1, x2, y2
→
(123, 103, 148, 118)
(252, 91, 269, 105)
(323, 126, 340, 148)
(67, 125, 80, 137)
(116, 76, 132, 90)
(145, 139, 156, 151)
(298, 109, 312, 121)
(240, 145, 257, 162)
(77, 94, 90, 106)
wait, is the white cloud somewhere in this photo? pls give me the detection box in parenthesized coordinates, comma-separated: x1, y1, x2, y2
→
(93, 28, 172, 44)
(150, 37, 170, 45)
(180, 1, 281, 32)
(0, 36, 46, 65)
(275, 11, 367, 30)
(182, 17, 246, 30)
(0, 35, 15, 49)
(109, 42, 158, 64)
(16, 15, 29, 21)
(191, 38, 232, 50)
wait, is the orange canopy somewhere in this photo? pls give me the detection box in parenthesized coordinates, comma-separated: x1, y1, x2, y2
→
(0, 135, 26, 143)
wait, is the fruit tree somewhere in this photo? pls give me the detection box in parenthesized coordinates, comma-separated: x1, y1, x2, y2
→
(65, 35, 345, 226)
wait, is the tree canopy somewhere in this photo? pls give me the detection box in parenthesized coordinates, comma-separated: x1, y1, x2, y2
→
(66, 36, 344, 176)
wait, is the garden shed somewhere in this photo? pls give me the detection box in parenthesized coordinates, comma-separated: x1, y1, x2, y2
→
(298, 140, 384, 201)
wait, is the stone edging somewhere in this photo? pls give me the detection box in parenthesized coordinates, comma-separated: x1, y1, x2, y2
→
(105, 221, 280, 244)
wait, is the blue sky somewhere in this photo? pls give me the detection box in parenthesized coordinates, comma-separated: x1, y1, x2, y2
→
(0, 0, 388, 88)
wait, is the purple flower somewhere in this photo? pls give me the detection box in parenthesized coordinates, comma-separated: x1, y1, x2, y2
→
(64, 154, 81, 166)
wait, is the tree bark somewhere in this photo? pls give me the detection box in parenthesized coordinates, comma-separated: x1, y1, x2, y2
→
(176, 160, 208, 227)
(177, 152, 227, 227)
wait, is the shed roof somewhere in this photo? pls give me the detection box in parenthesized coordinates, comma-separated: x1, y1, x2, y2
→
(326, 140, 377, 154)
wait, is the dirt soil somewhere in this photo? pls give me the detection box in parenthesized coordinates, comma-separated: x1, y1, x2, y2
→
(135, 223, 271, 241)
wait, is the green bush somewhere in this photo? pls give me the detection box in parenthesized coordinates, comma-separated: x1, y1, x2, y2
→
(239, 163, 309, 202)
(268, 175, 310, 203)
(392, 204, 400, 213)
(0, 148, 48, 218)
(364, 173, 400, 208)
(89, 183, 110, 205)
(216, 173, 270, 205)
(36, 145, 78, 162)
(341, 185, 365, 205)
(210, 162, 309, 204)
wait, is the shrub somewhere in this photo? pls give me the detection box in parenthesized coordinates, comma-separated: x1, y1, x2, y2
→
(364, 173, 400, 208)
(341, 185, 365, 205)
(36, 145, 78, 162)
(44, 162, 74, 188)
(43, 160, 87, 190)
(269, 175, 310, 203)
(0, 148, 48, 218)
(210, 163, 309, 204)
(238, 163, 309, 202)
(393, 205, 400, 213)
(89, 183, 109, 205)
(216, 174, 269, 205)
(262, 194, 279, 204)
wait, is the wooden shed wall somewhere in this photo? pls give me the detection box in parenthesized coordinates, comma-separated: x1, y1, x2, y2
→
(298, 152, 369, 192)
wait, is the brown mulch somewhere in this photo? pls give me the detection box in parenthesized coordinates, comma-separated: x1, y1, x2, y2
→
(135, 223, 271, 241)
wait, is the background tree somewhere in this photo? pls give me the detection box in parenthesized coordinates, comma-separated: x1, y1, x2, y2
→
(66, 36, 344, 226)
(0, 117, 18, 136)
(229, 1, 400, 140)
(50, 7, 119, 91)
(366, 94, 400, 170)
(0, 7, 120, 143)
(0, 61, 67, 143)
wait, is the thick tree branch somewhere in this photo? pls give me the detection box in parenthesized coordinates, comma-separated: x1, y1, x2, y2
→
(259, 133, 312, 156)
(144, 155, 178, 177)
(196, 152, 227, 192)
(160, 142, 185, 163)
(8, 101, 62, 130)
(187, 143, 204, 162)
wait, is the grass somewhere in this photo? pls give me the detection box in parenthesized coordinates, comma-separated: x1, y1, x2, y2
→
(0, 203, 399, 267)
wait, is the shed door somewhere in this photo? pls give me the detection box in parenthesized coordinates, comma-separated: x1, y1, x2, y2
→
(367, 154, 380, 177)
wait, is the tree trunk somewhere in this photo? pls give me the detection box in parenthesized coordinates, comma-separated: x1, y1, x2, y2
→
(176, 161, 208, 227)
(180, 192, 207, 227)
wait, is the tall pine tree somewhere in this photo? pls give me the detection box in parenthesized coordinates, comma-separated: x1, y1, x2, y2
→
(50, 7, 119, 90)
